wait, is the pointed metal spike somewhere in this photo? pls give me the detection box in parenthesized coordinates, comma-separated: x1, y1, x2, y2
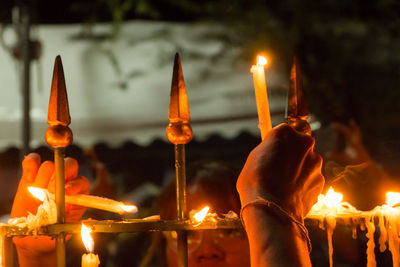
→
(168, 53, 190, 123)
(47, 55, 71, 127)
(287, 55, 308, 120)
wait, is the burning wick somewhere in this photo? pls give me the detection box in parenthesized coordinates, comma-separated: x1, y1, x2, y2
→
(81, 224, 100, 267)
(386, 192, 400, 207)
(28, 187, 137, 215)
(256, 55, 268, 66)
(193, 206, 210, 223)
(323, 187, 343, 208)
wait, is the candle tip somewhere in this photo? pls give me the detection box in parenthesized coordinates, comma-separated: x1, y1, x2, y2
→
(256, 55, 268, 66)
(121, 205, 138, 213)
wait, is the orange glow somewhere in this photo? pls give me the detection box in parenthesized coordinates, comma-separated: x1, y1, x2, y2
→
(193, 206, 210, 222)
(323, 187, 343, 208)
(28, 187, 47, 202)
(386, 192, 400, 207)
(121, 205, 138, 213)
(257, 55, 268, 66)
(81, 224, 94, 253)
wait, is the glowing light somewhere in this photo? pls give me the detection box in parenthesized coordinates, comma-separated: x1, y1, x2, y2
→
(193, 206, 210, 222)
(28, 187, 47, 202)
(257, 55, 268, 66)
(386, 192, 400, 207)
(81, 224, 94, 253)
(323, 187, 343, 208)
(121, 205, 137, 213)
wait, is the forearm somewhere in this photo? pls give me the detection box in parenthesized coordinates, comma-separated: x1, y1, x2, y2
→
(16, 247, 56, 267)
(242, 205, 311, 267)
(14, 237, 56, 267)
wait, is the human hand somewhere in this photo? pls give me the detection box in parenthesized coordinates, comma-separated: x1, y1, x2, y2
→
(11, 153, 89, 265)
(326, 119, 371, 165)
(237, 124, 324, 223)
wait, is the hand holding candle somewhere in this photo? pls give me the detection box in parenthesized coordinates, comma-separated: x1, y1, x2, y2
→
(10, 153, 90, 266)
(251, 55, 272, 140)
(81, 224, 100, 267)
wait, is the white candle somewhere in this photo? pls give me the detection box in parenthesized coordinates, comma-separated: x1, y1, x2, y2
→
(28, 187, 137, 214)
(81, 224, 100, 267)
(250, 55, 272, 140)
(82, 253, 100, 267)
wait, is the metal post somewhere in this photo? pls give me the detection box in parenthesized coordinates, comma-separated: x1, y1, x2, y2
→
(175, 144, 188, 267)
(166, 53, 192, 267)
(55, 147, 65, 267)
(45, 56, 72, 267)
(20, 6, 31, 156)
(4, 237, 14, 267)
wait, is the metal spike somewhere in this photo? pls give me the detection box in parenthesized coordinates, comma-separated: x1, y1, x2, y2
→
(47, 55, 71, 127)
(287, 55, 308, 120)
(168, 53, 190, 123)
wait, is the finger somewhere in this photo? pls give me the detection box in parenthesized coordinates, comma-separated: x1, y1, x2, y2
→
(274, 123, 315, 150)
(65, 176, 90, 195)
(300, 152, 324, 191)
(33, 161, 54, 188)
(301, 153, 325, 212)
(330, 122, 353, 139)
(21, 153, 41, 183)
(65, 157, 78, 182)
(66, 205, 87, 223)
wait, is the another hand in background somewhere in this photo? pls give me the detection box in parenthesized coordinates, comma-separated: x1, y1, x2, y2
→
(326, 120, 371, 165)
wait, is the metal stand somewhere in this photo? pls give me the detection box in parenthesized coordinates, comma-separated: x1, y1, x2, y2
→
(175, 144, 188, 267)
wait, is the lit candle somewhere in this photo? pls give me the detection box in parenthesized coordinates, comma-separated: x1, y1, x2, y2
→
(81, 224, 100, 267)
(192, 206, 210, 223)
(28, 187, 137, 214)
(250, 55, 272, 140)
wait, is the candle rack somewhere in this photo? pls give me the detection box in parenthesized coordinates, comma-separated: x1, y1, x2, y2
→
(0, 53, 246, 267)
(0, 54, 347, 267)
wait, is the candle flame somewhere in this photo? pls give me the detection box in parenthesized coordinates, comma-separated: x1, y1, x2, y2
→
(386, 192, 400, 207)
(193, 206, 210, 222)
(81, 224, 94, 253)
(28, 187, 47, 202)
(257, 55, 268, 66)
(121, 205, 138, 213)
(323, 187, 343, 208)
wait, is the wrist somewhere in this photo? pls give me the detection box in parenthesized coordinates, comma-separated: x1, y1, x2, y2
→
(240, 197, 311, 252)
(242, 204, 312, 266)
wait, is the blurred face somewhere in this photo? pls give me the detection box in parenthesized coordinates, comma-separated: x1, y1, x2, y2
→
(165, 184, 250, 267)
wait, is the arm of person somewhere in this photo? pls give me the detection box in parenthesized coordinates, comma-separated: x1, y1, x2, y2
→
(242, 205, 311, 267)
(11, 153, 90, 267)
(237, 124, 324, 267)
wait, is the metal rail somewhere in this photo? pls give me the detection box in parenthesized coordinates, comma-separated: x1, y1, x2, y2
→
(0, 218, 242, 236)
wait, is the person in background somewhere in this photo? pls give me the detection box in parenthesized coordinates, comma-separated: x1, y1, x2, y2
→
(154, 160, 249, 267)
